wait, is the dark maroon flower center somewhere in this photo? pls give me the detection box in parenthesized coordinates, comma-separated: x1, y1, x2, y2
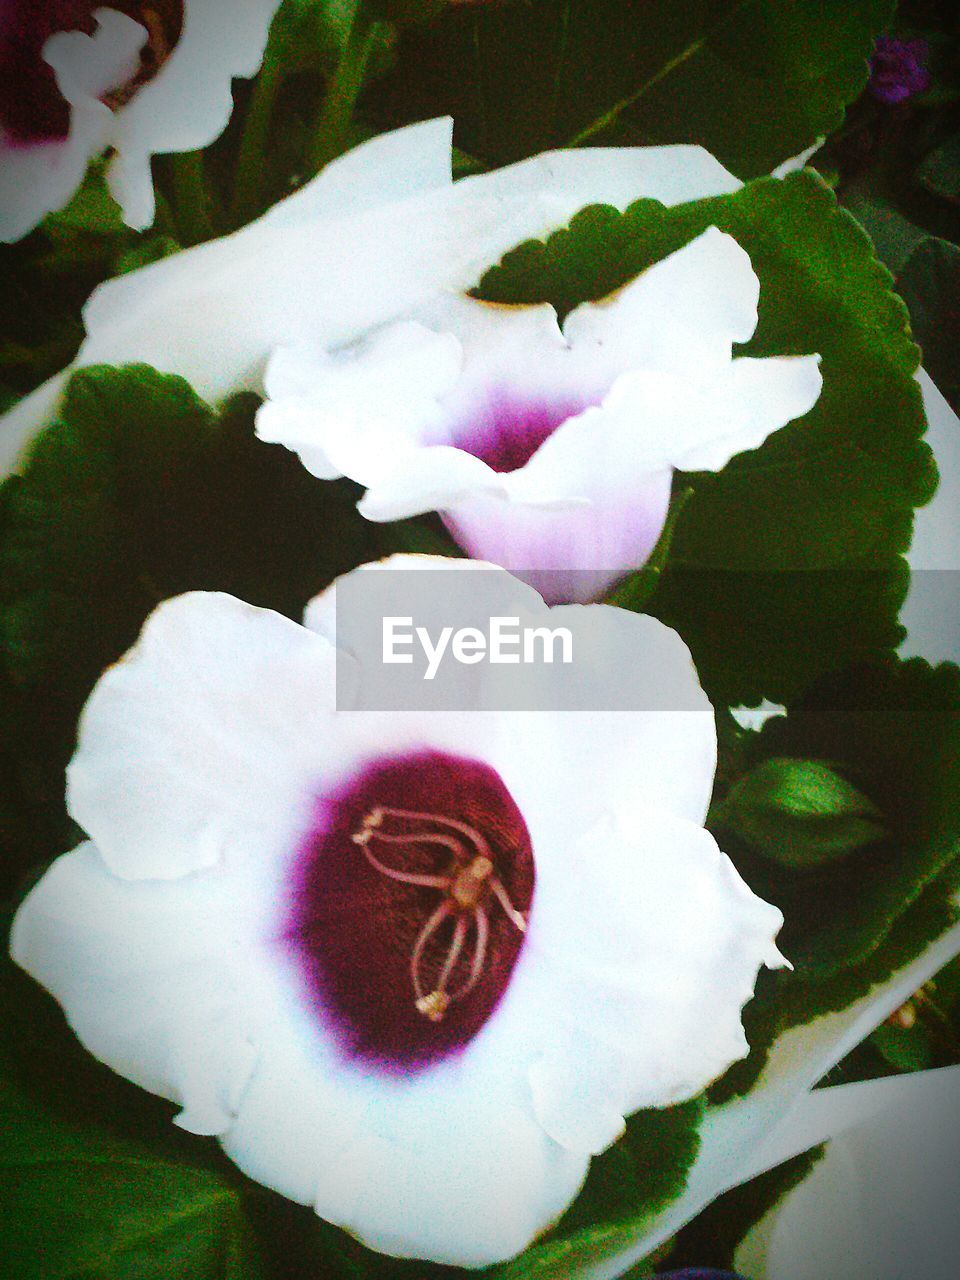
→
(0, 1, 184, 145)
(453, 391, 594, 473)
(286, 751, 535, 1072)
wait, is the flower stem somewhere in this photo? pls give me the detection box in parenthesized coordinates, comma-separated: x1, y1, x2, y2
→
(307, 0, 381, 176)
(168, 150, 217, 245)
(230, 45, 285, 225)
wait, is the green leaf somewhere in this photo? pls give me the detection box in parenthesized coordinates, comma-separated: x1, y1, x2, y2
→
(117, 234, 183, 275)
(897, 235, 960, 415)
(0, 918, 264, 1280)
(2, 1090, 262, 1280)
(41, 161, 125, 240)
(841, 184, 928, 276)
(477, 170, 933, 706)
(917, 132, 960, 206)
(709, 656, 960, 1100)
(714, 757, 885, 869)
(489, 1099, 704, 1280)
(727, 659, 960, 977)
(712, 855, 960, 1101)
(372, 0, 893, 177)
(0, 366, 376, 887)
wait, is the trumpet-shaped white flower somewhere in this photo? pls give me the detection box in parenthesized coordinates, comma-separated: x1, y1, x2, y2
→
(0, 1, 281, 242)
(257, 229, 822, 602)
(11, 557, 785, 1267)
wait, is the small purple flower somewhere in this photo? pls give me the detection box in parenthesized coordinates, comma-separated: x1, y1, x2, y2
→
(869, 36, 930, 105)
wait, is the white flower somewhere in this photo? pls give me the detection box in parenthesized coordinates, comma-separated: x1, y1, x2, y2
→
(1, 118, 753, 475)
(257, 231, 823, 601)
(0, 1, 282, 243)
(10, 557, 785, 1267)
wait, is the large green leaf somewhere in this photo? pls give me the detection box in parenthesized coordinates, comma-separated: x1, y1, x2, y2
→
(372, 0, 892, 176)
(477, 169, 933, 706)
(710, 656, 960, 1101)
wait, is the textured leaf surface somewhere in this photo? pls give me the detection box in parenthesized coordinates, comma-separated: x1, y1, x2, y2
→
(897, 234, 960, 414)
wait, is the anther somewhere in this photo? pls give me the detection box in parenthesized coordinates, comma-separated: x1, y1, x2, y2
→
(415, 991, 450, 1022)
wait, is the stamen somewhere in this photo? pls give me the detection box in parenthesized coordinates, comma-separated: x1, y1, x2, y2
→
(436, 914, 469, 994)
(365, 828, 465, 860)
(353, 801, 529, 1022)
(359, 845, 451, 890)
(411, 900, 454, 1003)
(452, 905, 489, 1002)
(451, 855, 494, 909)
(369, 805, 494, 860)
(489, 876, 529, 933)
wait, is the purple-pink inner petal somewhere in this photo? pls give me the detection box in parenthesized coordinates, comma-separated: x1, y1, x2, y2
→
(285, 750, 535, 1074)
(452, 391, 595, 473)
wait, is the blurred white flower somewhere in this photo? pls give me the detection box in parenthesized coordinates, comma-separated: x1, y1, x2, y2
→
(0, 1, 282, 242)
(11, 557, 785, 1266)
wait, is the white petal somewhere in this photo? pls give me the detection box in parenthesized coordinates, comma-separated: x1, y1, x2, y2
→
(105, 0, 282, 230)
(736, 1067, 960, 1280)
(358, 448, 508, 521)
(2, 127, 742, 477)
(475, 142, 740, 215)
(302, 552, 506, 642)
(435, 370, 686, 601)
(66, 592, 350, 880)
(518, 809, 784, 1152)
(562, 227, 760, 379)
(419, 293, 597, 412)
(10, 841, 258, 1136)
(771, 138, 825, 179)
(900, 369, 960, 666)
(258, 322, 464, 486)
(304, 558, 716, 833)
(11, 827, 584, 1265)
(0, 10, 142, 244)
(483, 605, 717, 829)
(256, 117, 455, 231)
(441, 471, 671, 604)
(667, 354, 824, 472)
(221, 1006, 588, 1266)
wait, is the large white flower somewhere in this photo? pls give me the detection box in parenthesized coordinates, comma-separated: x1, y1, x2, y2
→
(0, 1, 281, 243)
(10, 557, 785, 1267)
(258, 231, 823, 602)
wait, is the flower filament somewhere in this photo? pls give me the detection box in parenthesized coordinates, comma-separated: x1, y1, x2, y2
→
(352, 805, 528, 1023)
